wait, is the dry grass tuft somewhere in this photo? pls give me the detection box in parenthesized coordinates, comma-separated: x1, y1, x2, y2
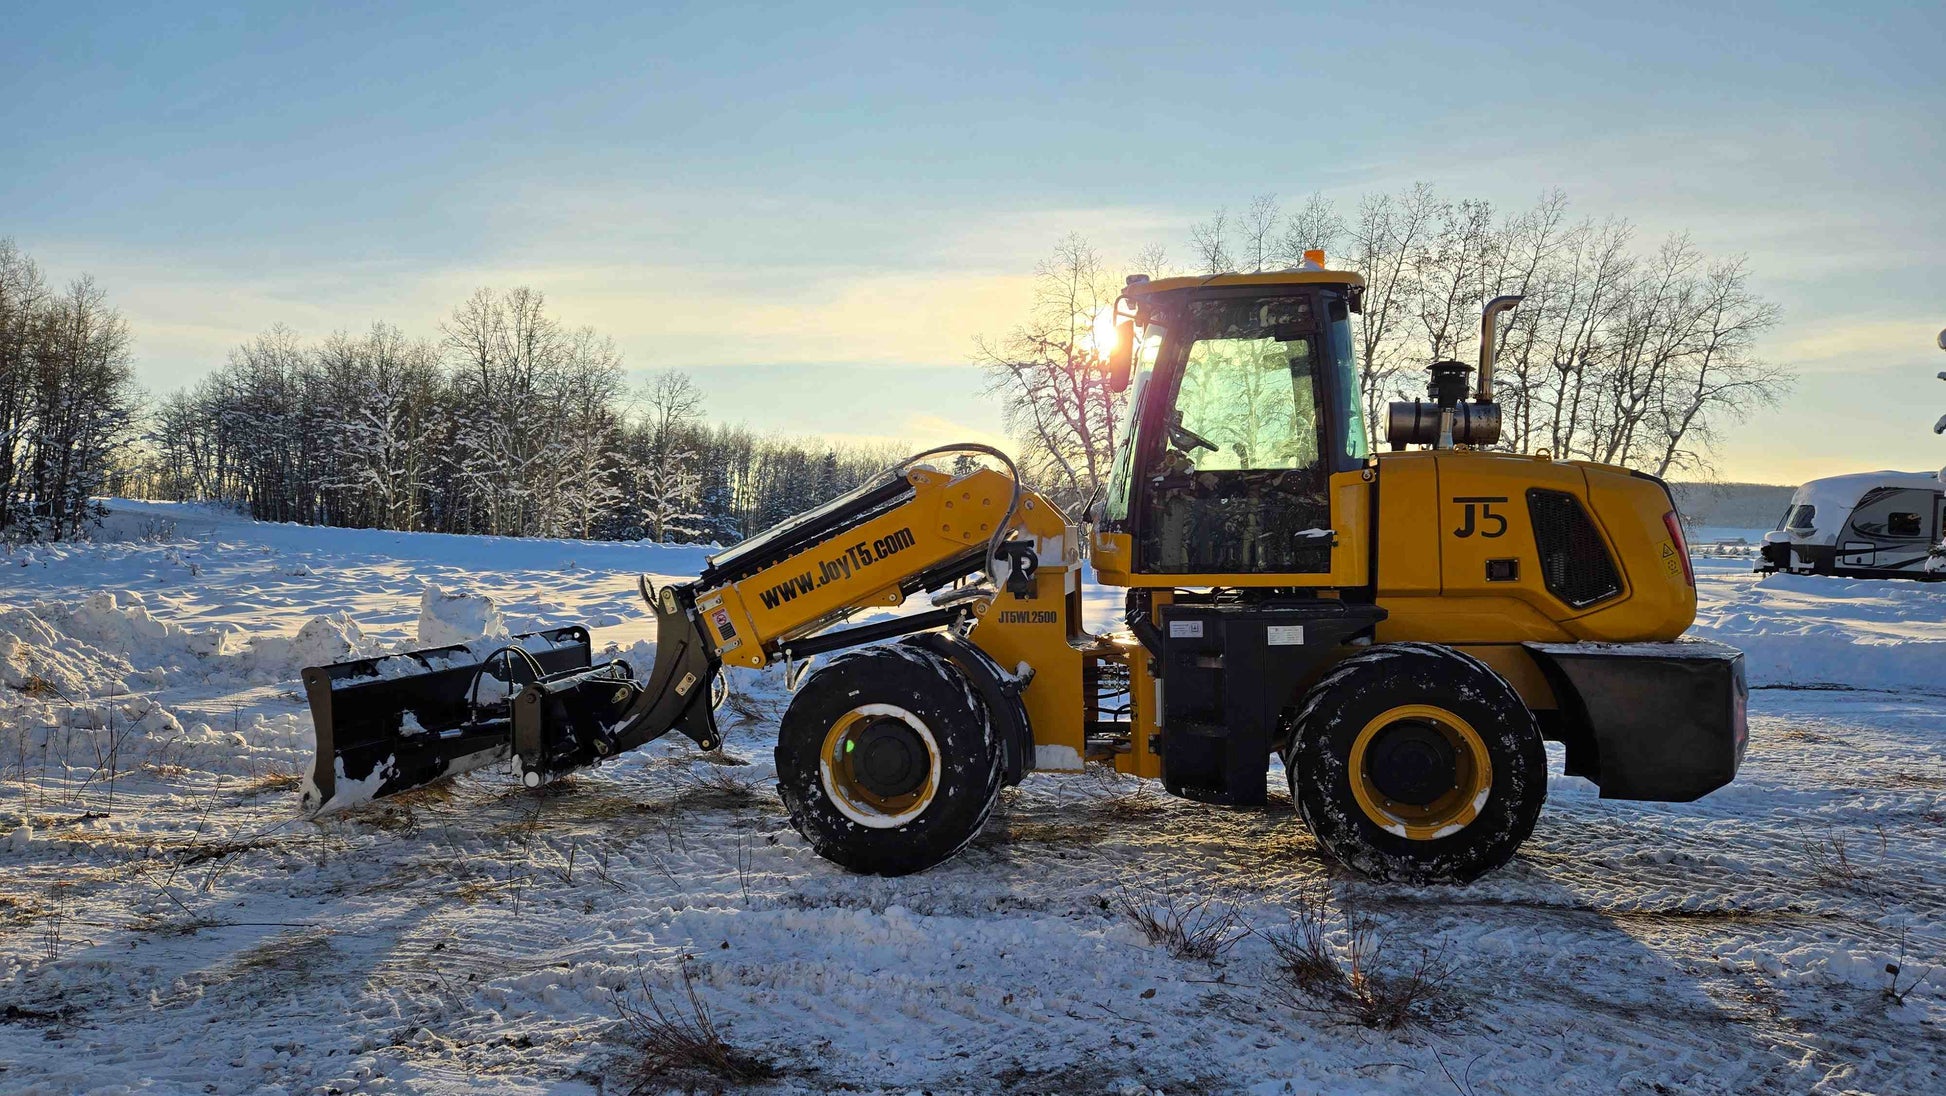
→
(173, 838, 271, 866)
(1803, 830, 1870, 888)
(237, 768, 302, 796)
(1084, 766, 1167, 818)
(696, 748, 752, 767)
(14, 674, 61, 700)
(1882, 930, 1937, 1006)
(1115, 885, 1247, 964)
(723, 689, 773, 725)
(610, 960, 776, 1095)
(674, 766, 762, 809)
(1261, 885, 1461, 1031)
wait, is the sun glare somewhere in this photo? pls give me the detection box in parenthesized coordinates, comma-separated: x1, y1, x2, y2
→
(1088, 304, 1118, 360)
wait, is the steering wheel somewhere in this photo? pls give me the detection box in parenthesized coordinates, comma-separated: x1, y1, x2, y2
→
(1168, 413, 1219, 454)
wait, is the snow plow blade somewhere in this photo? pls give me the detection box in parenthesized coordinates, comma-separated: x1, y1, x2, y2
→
(300, 578, 722, 813)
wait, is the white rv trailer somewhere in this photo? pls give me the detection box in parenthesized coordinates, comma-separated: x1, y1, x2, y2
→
(1758, 470, 1945, 580)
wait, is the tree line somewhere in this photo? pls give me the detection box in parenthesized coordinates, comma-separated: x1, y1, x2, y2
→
(980, 186, 1791, 509)
(137, 288, 905, 543)
(2, 237, 907, 546)
(0, 239, 137, 540)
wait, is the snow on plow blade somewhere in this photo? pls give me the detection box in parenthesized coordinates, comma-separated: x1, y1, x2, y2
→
(300, 578, 723, 813)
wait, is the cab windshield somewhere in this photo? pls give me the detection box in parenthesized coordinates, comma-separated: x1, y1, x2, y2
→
(1171, 296, 1322, 472)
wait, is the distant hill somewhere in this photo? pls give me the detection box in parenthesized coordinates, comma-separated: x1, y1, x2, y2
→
(1669, 481, 1794, 531)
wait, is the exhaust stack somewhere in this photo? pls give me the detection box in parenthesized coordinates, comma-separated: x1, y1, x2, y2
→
(1475, 295, 1523, 403)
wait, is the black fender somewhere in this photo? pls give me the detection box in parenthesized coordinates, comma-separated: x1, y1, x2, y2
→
(902, 631, 1034, 787)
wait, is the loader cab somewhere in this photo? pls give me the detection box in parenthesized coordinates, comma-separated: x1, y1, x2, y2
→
(1095, 272, 1369, 582)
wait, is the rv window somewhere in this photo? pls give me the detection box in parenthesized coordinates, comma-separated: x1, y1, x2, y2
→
(1887, 512, 1921, 538)
(1786, 504, 1815, 531)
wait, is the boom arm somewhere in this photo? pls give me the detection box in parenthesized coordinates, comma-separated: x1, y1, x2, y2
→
(681, 465, 1042, 670)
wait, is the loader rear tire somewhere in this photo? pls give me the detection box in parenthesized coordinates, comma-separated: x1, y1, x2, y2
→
(775, 641, 1003, 876)
(1285, 642, 1545, 884)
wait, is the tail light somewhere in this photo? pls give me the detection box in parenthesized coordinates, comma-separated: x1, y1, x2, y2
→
(1663, 511, 1695, 587)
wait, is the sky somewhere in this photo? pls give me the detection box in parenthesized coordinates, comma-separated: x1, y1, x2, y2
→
(3, 1, 1942, 484)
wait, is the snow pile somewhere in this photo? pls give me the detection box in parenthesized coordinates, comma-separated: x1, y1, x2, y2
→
(0, 593, 343, 781)
(1, 592, 200, 697)
(252, 611, 369, 672)
(417, 586, 508, 647)
(0, 592, 380, 694)
(1691, 560, 1946, 691)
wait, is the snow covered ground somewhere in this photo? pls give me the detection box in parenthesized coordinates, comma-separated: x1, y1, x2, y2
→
(2, 501, 1942, 1095)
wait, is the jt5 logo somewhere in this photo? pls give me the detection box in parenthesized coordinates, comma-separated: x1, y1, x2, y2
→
(1453, 496, 1509, 538)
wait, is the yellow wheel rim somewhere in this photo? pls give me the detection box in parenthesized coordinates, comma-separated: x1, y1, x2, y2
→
(1347, 704, 1492, 841)
(817, 704, 941, 830)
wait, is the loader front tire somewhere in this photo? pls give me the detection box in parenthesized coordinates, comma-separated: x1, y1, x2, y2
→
(1286, 642, 1545, 884)
(775, 641, 1003, 876)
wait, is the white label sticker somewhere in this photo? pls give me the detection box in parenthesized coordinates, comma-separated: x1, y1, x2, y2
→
(1168, 619, 1204, 639)
(1267, 624, 1306, 646)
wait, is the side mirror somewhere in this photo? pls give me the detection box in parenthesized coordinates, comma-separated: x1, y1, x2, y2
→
(1106, 319, 1135, 393)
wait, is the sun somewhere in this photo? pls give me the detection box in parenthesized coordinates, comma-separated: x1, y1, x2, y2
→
(1088, 304, 1118, 360)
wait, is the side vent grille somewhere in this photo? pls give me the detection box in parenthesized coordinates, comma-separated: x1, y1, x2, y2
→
(1527, 489, 1623, 608)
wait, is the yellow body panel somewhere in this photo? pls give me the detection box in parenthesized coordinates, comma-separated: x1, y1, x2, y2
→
(1371, 451, 1691, 647)
(962, 486, 1093, 771)
(1091, 449, 1692, 723)
(1114, 632, 1162, 779)
(964, 564, 1092, 771)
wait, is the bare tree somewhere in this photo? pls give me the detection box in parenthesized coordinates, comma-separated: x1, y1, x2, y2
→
(0, 239, 48, 531)
(1189, 208, 1235, 275)
(1240, 194, 1281, 273)
(976, 233, 1124, 510)
(1343, 183, 1443, 441)
(1280, 192, 1345, 266)
(1129, 242, 1173, 280)
(631, 369, 708, 542)
(0, 262, 139, 539)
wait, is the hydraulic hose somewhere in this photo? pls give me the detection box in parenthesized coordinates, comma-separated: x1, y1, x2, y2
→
(882, 443, 1027, 586)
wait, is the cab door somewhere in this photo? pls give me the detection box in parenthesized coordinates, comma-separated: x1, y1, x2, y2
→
(1133, 292, 1354, 581)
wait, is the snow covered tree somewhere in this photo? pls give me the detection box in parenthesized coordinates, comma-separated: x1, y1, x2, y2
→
(619, 370, 708, 543)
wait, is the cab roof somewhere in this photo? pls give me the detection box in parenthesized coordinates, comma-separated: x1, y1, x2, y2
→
(1121, 270, 1365, 297)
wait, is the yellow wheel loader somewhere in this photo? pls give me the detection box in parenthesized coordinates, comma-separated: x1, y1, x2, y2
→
(300, 266, 1747, 883)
